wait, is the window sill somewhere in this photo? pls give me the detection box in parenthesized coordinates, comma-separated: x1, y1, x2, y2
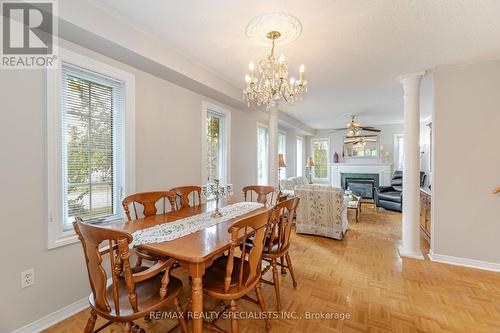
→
(47, 230, 79, 250)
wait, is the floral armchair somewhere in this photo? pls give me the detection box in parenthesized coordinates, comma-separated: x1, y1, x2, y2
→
(294, 185, 348, 240)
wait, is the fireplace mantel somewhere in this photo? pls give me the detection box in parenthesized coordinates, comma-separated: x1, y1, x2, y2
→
(330, 163, 393, 188)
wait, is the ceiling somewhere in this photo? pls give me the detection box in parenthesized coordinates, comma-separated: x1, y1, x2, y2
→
(92, 0, 500, 129)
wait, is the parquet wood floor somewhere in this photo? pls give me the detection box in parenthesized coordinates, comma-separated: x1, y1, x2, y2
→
(43, 206, 500, 333)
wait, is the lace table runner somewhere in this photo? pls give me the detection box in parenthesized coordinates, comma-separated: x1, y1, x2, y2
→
(131, 202, 264, 247)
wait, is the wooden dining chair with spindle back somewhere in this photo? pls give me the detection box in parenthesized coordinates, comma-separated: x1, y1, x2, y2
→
(170, 185, 202, 209)
(122, 191, 178, 267)
(202, 209, 272, 333)
(260, 197, 300, 310)
(73, 218, 188, 333)
(242, 185, 277, 206)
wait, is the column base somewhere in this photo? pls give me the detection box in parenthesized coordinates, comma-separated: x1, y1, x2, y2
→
(398, 246, 424, 260)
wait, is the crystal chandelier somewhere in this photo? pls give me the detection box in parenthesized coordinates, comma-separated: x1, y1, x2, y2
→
(243, 30, 307, 110)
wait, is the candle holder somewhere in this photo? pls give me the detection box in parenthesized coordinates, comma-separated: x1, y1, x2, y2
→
(201, 178, 233, 218)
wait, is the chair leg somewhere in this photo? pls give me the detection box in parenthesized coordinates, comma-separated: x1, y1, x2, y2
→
(229, 299, 239, 333)
(174, 296, 189, 333)
(121, 322, 133, 333)
(255, 282, 271, 332)
(285, 252, 298, 288)
(131, 324, 144, 333)
(271, 259, 281, 311)
(84, 310, 97, 333)
(280, 255, 287, 275)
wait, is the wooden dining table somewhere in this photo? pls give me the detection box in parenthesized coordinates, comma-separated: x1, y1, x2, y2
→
(103, 199, 269, 333)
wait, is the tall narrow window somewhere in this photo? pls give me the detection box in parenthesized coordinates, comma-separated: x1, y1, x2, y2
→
(278, 132, 286, 179)
(61, 64, 125, 226)
(312, 139, 329, 179)
(395, 134, 404, 170)
(257, 125, 269, 185)
(206, 111, 227, 182)
(296, 136, 303, 176)
(47, 48, 135, 249)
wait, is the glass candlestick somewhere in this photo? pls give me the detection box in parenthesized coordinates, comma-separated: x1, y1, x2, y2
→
(201, 178, 233, 218)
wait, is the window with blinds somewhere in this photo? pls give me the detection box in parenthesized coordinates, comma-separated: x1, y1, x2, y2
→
(61, 63, 125, 227)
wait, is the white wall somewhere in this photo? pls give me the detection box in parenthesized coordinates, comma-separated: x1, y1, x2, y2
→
(0, 38, 275, 332)
(432, 59, 500, 265)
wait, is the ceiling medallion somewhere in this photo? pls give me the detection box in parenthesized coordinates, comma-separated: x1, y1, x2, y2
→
(245, 12, 302, 47)
(243, 13, 307, 110)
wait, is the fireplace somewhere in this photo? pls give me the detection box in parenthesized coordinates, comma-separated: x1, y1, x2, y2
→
(341, 173, 379, 199)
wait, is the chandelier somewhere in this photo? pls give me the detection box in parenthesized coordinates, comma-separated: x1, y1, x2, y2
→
(243, 30, 307, 110)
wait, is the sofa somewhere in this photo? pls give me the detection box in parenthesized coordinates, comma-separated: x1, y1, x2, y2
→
(374, 171, 426, 212)
(280, 176, 310, 196)
(294, 185, 348, 240)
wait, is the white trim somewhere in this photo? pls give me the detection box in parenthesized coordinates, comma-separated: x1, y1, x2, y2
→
(310, 137, 330, 183)
(428, 251, 500, 272)
(398, 246, 424, 260)
(10, 298, 88, 333)
(46, 47, 136, 249)
(201, 101, 231, 184)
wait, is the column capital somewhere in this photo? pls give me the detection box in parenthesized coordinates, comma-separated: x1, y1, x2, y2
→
(399, 71, 426, 85)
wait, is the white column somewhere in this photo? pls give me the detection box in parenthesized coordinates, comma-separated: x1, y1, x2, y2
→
(268, 108, 279, 187)
(399, 72, 425, 260)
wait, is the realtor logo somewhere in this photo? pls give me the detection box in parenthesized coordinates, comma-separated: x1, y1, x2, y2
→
(1, 0, 57, 68)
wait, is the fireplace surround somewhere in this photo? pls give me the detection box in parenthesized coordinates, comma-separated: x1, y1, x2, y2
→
(330, 163, 393, 189)
(341, 173, 380, 199)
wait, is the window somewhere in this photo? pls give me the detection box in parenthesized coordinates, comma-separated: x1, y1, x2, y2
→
(206, 111, 226, 182)
(296, 136, 304, 176)
(278, 131, 286, 179)
(257, 124, 269, 185)
(47, 48, 135, 249)
(202, 102, 230, 184)
(312, 139, 329, 179)
(394, 134, 404, 170)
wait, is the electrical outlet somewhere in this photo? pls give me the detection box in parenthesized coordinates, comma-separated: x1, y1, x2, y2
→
(21, 269, 35, 288)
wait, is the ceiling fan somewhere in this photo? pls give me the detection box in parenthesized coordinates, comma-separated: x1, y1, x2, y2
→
(330, 115, 381, 136)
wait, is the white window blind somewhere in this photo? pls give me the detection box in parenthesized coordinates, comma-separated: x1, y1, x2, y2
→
(61, 63, 125, 227)
(297, 137, 303, 176)
(396, 135, 404, 171)
(257, 125, 269, 185)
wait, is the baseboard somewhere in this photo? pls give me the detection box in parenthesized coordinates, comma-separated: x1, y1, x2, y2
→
(11, 297, 88, 333)
(429, 251, 500, 272)
(398, 246, 425, 260)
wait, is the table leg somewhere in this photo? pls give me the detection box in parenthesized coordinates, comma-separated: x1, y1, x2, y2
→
(188, 263, 205, 333)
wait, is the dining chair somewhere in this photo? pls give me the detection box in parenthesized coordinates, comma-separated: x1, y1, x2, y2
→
(170, 185, 202, 209)
(73, 218, 188, 333)
(260, 197, 300, 310)
(242, 185, 276, 206)
(202, 209, 272, 333)
(122, 191, 178, 267)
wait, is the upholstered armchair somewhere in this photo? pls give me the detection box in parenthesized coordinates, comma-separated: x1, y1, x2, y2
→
(374, 171, 426, 212)
(294, 185, 348, 240)
(280, 176, 310, 196)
